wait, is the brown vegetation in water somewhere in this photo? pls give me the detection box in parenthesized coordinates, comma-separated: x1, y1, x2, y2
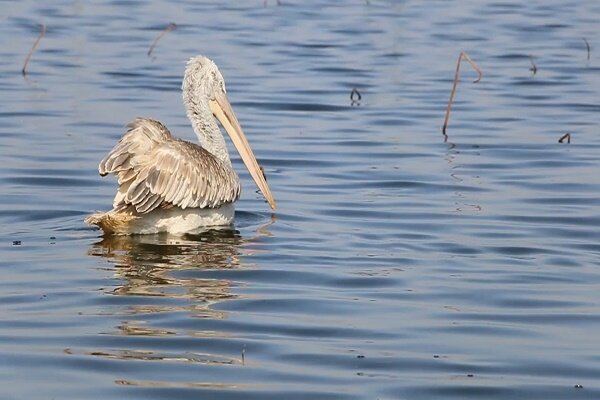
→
(442, 51, 482, 139)
(148, 23, 177, 58)
(558, 133, 571, 144)
(22, 23, 46, 76)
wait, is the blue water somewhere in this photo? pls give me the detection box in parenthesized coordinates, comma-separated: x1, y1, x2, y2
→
(1, 1, 600, 399)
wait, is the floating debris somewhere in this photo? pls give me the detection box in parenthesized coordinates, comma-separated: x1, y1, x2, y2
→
(442, 51, 483, 138)
(147, 23, 176, 58)
(583, 38, 590, 61)
(558, 133, 571, 144)
(529, 55, 537, 75)
(350, 88, 362, 106)
(22, 23, 46, 77)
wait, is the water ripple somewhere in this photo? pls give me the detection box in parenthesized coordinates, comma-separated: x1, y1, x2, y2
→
(1, 1, 600, 399)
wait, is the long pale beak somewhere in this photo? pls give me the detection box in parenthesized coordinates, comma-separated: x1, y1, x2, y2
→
(210, 92, 276, 210)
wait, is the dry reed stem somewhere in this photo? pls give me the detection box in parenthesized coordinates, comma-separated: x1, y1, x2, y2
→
(442, 51, 482, 137)
(583, 38, 590, 61)
(147, 23, 176, 58)
(558, 133, 571, 144)
(22, 23, 46, 76)
(529, 55, 537, 75)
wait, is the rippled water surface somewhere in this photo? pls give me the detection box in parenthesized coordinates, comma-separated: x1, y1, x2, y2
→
(2, 1, 600, 399)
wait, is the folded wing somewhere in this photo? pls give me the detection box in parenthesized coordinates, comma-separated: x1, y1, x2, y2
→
(99, 118, 241, 214)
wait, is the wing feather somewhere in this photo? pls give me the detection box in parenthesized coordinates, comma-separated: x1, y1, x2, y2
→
(118, 168, 137, 184)
(97, 118, 241, 214)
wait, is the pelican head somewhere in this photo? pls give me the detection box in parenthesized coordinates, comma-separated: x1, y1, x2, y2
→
(182, 55, 276, 210)
(183, 56, 226, 100)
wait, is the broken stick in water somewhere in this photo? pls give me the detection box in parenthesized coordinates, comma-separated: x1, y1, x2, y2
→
(583, 38, 590, 61)
(529, 55, 537, 75)
(558, 133, 571, 144)
(22, 23, 46, 76)
(147, 23, 176, 58)
(441, 51, 482, 138)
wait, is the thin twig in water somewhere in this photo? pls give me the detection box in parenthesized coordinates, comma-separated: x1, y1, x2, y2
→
(558, 133, 571, 144)
(22, 23, 46, 76)
(529, 55, 537, 75)
(441, 51, 483, 137)
(147, 23, 176, 58)
(583, 38, 590, 61)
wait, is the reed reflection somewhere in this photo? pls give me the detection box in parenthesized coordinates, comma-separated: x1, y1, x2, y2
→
(445, 141, 483, 214)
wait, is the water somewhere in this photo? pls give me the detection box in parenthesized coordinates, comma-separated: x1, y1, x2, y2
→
(1, 1, 600, 398)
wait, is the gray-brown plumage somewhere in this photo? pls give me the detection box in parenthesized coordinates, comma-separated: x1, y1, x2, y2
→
(99, 118, 241, 214)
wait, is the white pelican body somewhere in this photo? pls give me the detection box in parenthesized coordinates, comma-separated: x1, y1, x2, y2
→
(86, 56, 275, 235)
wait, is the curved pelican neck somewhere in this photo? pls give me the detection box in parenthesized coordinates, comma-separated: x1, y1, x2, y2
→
(182, 85, 231, 165)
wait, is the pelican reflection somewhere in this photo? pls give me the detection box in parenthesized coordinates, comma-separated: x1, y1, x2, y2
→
(85, 219, 274, 374)
(88, 221, 273, 319)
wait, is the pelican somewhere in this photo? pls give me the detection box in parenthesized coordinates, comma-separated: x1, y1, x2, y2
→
(85, 55, 276, 235)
